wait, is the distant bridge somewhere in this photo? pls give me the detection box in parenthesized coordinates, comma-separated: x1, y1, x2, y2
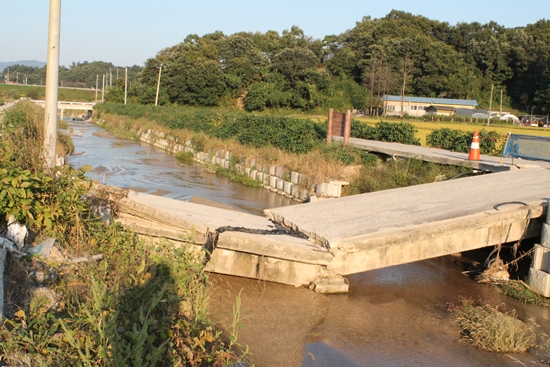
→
(31, 100, 96, 119)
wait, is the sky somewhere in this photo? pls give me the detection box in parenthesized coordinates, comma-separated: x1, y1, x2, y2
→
(1, 0, 548, 67)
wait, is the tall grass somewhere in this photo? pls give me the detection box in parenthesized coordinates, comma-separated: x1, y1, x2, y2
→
(449, 297, 536, 353)
(0, 102, 244, 366)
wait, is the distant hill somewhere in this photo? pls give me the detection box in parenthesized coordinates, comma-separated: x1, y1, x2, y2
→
(0, 60, 46, 70)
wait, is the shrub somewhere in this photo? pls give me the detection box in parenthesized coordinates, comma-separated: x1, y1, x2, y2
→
(427, 128, 502, 155)
(175, 151, 194, 161)
(95, 103, 323, 154)
(351, 120, 421, 145)
(449, 298, 536, 353)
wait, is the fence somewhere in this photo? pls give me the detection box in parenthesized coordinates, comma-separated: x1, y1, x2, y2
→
(501, 133, 550, 164)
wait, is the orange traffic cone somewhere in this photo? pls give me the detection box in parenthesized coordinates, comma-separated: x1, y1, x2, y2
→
(468, 130, 480, 161)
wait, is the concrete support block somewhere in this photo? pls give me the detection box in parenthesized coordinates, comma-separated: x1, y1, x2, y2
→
(277, 178, 285, 191)
(284, 181, 293, 196)
(263, 174, 270, 186)
(275, 166, 286, 178)
(300, 189, 310, 202)
(245, 167, 251, 176)
(269, 165, 276, 176)
(223, 160, 229, 169)
(542, 223, 550, 248)
(245, 158, 251, 167)
(291, 171, 304, 185)
(235, 164, 241, 172)
(531, 244, 550, 271)
(314, 276, 349, 294)
(327, 181, 349, 198)
(315, 183, 328, 195)
(528, 268, 550, 298)
(270, 176, 278, 189)
(250, 169, 257, 179)
(224, 151, 231, 160)
(249, 159, 256, 169)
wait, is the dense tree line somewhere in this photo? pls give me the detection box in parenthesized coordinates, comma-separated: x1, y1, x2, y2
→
(1, 61, 142, 90)
(3, 11, 550, 114)
(130, 11, 550, 114)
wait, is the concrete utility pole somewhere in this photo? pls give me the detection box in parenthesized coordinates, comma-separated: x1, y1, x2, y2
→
(124, 67, 128, 105)
(487, 84, 494, 127)
(155, 64, 162, 106)
(101, 74, 105, 102)
(95, 74, 98, 100)
(44, 0, 62, 170)
(499, 89, 503, 116)
(109, 68, 112, 87)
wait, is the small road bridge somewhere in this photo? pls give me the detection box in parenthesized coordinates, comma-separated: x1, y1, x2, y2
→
(116, 163, 550, 293)
(31, 100, 96, 120)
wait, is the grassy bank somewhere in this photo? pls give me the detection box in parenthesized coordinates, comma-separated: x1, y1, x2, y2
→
(95, 104, 472, 195)
(0, 102, 242, 366)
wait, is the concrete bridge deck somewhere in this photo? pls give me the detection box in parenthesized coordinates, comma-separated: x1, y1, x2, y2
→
(31, 100, 96, 111)
(115, 167, 549, 293)
(333, 136, 550, 172)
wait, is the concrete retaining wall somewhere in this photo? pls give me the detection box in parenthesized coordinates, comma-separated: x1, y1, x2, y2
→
(98, 120, 348, 203)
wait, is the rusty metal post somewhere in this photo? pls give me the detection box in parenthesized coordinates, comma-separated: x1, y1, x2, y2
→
(343, 110, 351, 147)
(327, 108, 333, 144)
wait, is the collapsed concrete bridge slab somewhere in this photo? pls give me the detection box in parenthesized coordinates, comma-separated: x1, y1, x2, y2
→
(115, 168, 550, 293)
(265, 168, 550, 275)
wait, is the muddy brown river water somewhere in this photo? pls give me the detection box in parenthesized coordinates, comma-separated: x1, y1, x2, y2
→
(69, 120, 550, 367)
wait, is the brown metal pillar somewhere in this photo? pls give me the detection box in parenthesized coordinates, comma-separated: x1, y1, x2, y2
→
(327, 108, 334, 144)
(343, 110, 351, 147)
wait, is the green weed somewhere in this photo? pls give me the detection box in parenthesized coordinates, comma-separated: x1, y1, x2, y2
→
(449, 297, 536, 353)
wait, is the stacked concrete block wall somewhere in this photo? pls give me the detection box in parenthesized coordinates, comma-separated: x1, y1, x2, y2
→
(99, 121, 348, 202)
(529, 201, 550, 297)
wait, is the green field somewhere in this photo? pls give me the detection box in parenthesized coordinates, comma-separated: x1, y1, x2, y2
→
(0, 83, 97, 103)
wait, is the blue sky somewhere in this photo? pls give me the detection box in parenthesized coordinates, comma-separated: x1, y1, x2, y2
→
(1, 0, 548, 67)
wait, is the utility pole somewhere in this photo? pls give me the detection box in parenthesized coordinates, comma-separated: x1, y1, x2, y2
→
(116, 68, 119, 79)
(124, 67, 128, 105)
(6, 67, 9, 83)
(101, 74, 105, 102)
(499, 89, 503, 116)
(155, 64, 162, 106)
(109, 68, 112, 87)
(487, 84, 494, 127)
(44, 0, 62, 170)
(95, 74, 98, 100)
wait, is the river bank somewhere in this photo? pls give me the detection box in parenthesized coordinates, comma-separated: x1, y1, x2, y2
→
(74, 116, 550, 366)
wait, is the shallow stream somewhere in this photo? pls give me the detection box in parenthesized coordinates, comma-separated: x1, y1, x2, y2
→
(69, 120, 550, 367)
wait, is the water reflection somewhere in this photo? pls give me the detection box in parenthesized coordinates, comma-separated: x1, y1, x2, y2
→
(67, 120, 295, 215)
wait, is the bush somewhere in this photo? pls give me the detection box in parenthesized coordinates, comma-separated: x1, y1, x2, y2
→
(351, 120, 421, 145)
(427, 128, 502, 155)
(96, 103, 323, 154)
(448, 298, 536, 353)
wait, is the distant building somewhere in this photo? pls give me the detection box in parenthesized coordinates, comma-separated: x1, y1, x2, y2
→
(382, 95, 478, 117)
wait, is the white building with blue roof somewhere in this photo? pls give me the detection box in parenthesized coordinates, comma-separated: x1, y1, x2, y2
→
(382, 95, 478, 117)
